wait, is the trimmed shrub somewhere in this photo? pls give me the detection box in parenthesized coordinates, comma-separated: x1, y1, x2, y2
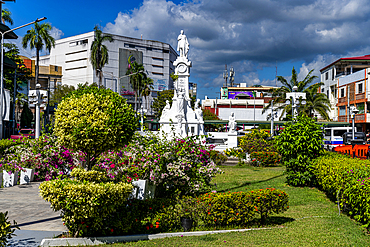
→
(250, 152, 281, 167)
(209, 150, 228, 165)
(39, 173, 133, 237)
(275, 115, 323, 186)
(198, 188, 289, 226)
(54, 84, 138, 170)
(313, 152, 370, 228)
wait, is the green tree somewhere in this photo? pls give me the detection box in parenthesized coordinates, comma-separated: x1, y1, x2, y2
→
(152, 89, 174, 119)
(49, 84, 76, 106)
(263, 67, 320, 120)
(2, 8, 13, 25)
(126, 58, 147, 111)
(90, 25, 113, 87)
(54, 85, 138, 170)
(22, 22, 55, 88)
(202, 108, 221, 131)
(20, 102, 33, 128)
(275, 115, 323, 186)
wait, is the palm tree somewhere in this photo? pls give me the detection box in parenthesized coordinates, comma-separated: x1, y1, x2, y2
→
(22, 22, 55, 88)
(140, 77, 153, 110)
(300, 83, 331, 120)
(2, 8, 13, 25)
(90, 25, 113, 87)
(126, 59, 147, 111)
(263, 67, 319, 120)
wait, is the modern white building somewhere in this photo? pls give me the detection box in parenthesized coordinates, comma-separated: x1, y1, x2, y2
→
(38, 31, 177, 111)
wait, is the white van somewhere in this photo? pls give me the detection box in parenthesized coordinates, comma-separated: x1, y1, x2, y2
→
(324, 127, 356, 151)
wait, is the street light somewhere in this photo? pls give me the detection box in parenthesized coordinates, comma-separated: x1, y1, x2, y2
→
(350, 106, 359, 140)
(270, 100, 278, 137)
(0, 17, 46, 139)
(286, 86, 306, 119)
(29, 83, 47, 139)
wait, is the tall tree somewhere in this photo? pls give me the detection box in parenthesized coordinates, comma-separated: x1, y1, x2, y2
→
(262, 67, 321, 120)
(300, 82, 331, 120)
(2, 8, 13, 25)
(152, 89, 174, 119)
(90, 25, 113, 87)
(22, 22, 55, 88)
(126, 59, 147, 111)
(20, 102, 33, 128)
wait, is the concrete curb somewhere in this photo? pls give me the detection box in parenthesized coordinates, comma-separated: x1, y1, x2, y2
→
(40, 227, 273, 246)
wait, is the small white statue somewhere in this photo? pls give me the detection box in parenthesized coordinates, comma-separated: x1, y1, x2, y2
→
(177, 30, 189, 58)
(176, 114, 183, 136)
(160, 100, 171, 121)
(228, 112, 236, 133)
(195, 99, 203, 121)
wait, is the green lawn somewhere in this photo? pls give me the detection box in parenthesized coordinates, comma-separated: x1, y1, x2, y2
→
(103, 166, 370, 247)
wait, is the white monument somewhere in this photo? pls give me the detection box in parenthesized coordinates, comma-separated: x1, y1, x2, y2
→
(227, 112, 238, 148)
(159, 30, 204, 137)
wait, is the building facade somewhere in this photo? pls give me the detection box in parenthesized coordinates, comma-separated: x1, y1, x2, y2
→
(202, 84, 281, 122)
(37, 31, 177, 111)
(320, 55, 370, 132)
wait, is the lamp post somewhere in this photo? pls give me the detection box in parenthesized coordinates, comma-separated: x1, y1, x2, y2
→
(350, 106, 359, 140)
(0, 17, 46, 139)
(270, 100, 278, 137)
(253, 91, 256, 128)
(28, 83, 47, 139)
(285, 86, 306, 120)
(139, 105, 147, 132)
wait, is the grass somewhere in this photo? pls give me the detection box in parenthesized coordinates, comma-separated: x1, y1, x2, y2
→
(101, 165, 370, 247)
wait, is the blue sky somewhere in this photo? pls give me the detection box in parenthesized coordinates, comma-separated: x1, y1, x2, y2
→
(6, 0, 370, 100)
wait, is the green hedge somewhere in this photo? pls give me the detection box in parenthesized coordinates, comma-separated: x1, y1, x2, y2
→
(39, 174, 133, 237)
(199, 188, 288, 226)
(250, 152, 281, 167)
(313, 152, 370, 228)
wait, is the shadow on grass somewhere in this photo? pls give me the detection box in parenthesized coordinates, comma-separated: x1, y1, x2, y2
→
(217, 174, 285, 193)
(265, 216, 295, 225)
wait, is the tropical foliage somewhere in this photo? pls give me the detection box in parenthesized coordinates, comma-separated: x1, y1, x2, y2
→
(1, 8, 13, 25)
(90, 25, 114, 87)
(22, 22, 55, 87)
(152, 89, 174, 119)
(263, 67, 330, 120)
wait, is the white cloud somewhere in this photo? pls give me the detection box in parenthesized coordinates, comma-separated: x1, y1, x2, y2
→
(50, 27, 64, 40)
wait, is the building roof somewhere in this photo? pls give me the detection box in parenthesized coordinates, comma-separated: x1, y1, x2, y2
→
(320, 54, 370, 72)
(0, 23, 18, 39)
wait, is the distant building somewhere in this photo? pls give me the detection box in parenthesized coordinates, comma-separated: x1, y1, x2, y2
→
(320, 54, 370, 132)
(37, 31, 177, 111)
(202, 84, 280, 122)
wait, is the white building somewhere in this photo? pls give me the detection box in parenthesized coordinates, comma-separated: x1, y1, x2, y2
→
(38, 31, 177, 111)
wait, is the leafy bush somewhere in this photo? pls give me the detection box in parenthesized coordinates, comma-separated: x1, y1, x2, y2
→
(209, 150, 228, 165)
(198, 189, 289, 226)
(224, 148, 244, 159)
(239, 129, 275, 154)
(54, 84, 138, 170)
(39, 171, 133, 237)
(250, 152, 281, 167)
(0, 211, 18, 246)
(0, 139, 22, 157)
(313, 152, 370, 228)
(275, 115, 323, 186)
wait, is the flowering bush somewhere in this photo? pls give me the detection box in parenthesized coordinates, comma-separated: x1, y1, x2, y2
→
(238, 129, 275, 154)
(249, 152, 281, 167)
(0, 134, 84, 180)
(224, 148, 244, 159)
(95, 133, 222, 197)
(313, 152, 370, 228)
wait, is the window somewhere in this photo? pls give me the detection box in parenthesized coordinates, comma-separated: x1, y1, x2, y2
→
(54, 66, 58, 72)
(334, 130, 346, 137)
(340, 88, 345, 98)
(325, 129, 331, 136)
(327, 90, 329, 98)
(357, 103, 365, 114)
(358, 83, 363, 94)
(332, 69, 335, 79)
(339, 106, 346, 115)
(321, 87, 324, 93)
(325, 72, 328, 80)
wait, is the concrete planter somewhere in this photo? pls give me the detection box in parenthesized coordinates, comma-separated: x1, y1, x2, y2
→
(3, 170, 18, 187)
(0, 172, 2, 188)
(131, 179, 156, 200)
(20, 168, 35, 185)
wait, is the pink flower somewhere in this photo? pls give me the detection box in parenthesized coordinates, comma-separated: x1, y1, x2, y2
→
(110, 164, 115, 168)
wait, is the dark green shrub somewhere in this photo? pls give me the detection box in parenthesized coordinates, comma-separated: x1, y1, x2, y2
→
(250, 152, 281, 167)
(275, 115, 323, 186)
(239, 129, 275, 154)
(209, 150, 228, 165)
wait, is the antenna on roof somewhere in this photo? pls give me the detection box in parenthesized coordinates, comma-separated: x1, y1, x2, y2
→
(275, 61, 277, 87)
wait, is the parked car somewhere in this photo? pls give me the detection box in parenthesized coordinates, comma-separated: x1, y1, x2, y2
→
(10, 129, 35, 139)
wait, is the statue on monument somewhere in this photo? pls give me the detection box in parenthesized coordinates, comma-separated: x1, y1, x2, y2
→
(177, 88, 185, 115)
(195, 99, 203, 121)
(228, 112, 236, 133)
(160, 100, 171, 121)
(177, 30, 189, 58)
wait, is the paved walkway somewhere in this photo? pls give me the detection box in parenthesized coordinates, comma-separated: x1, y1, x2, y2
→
(0, 182, 67, 246)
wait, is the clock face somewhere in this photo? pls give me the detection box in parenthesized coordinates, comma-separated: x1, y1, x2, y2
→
(178, 64, 187, 73)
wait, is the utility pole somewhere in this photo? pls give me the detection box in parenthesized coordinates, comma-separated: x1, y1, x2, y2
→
(223, 64, 228, 87)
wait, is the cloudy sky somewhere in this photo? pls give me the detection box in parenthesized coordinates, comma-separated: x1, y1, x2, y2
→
(7, 0, 370, 100)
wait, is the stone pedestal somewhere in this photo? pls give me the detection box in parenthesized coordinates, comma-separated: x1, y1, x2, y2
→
(227, 132, 238, 149)
(20, 168, 35, 185)
(3, 170, 18, 187)
(131, 180, 155, 200)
